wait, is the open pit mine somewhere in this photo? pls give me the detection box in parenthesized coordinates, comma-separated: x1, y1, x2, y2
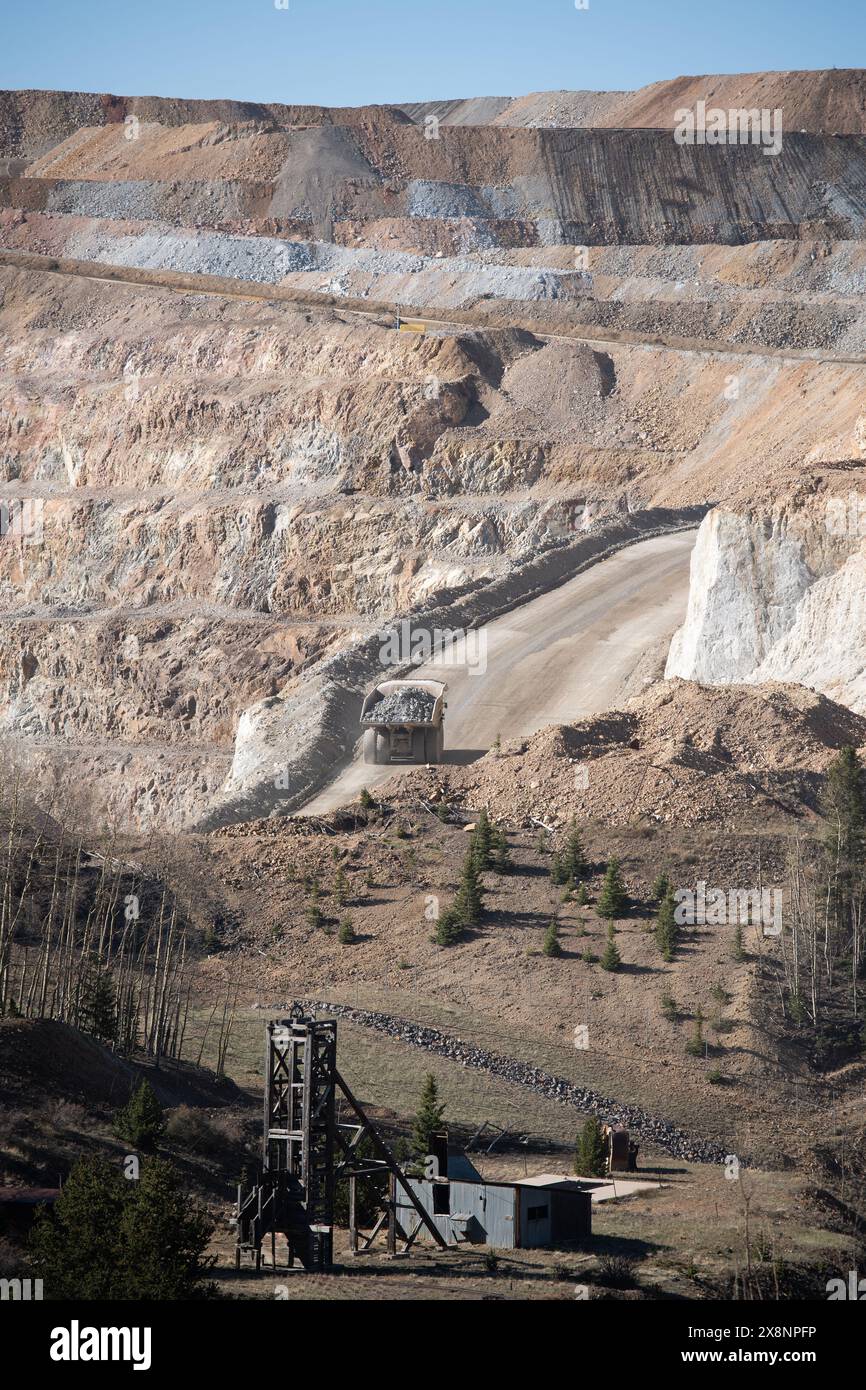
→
(3, 64, 866, 1315)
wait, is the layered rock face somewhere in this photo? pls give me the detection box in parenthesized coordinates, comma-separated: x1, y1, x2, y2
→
(4, 77, 866, 828)
(666, 488, 866, 712)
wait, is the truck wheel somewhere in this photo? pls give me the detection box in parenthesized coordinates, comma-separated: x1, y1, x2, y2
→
(424, 727, 444, 764)
(363, 729, 381, 765)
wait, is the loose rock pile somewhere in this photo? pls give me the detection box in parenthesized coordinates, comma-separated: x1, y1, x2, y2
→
(292, 999, 729, 1165)
(362, 688, 437, 726)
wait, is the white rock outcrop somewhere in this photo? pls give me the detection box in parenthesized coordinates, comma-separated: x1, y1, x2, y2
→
(666, 506, 866, 712)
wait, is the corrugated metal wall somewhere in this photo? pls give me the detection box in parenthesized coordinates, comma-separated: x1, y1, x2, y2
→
(396, 1179, 518, 1248)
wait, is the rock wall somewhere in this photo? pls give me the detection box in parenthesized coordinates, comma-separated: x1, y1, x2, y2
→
(666, 495, 866, 712)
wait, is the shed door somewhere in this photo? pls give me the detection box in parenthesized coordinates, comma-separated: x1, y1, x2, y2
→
(482, 1185, 516, 1249)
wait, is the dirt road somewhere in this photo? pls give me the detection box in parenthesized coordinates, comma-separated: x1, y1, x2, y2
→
(300, 529, 695, 813)
(5, 248, 866, 367)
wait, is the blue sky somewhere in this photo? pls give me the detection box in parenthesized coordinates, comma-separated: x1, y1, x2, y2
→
(1, 0, 864, 106)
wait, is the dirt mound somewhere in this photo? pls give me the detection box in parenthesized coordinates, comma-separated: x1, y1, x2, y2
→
(493, 90, 631, 128)
(601, 70, 866, 135)
(0, 88, 409, 159)
(398, 679, 866, 828)
(0, 1017, 240, 1109)
(487, 340, 614, 436)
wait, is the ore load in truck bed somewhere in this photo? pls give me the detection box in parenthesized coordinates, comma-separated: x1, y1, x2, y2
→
(361, 688, 437, 726)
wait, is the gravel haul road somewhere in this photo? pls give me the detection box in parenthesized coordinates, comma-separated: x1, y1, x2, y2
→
(301, 529, 696, 813)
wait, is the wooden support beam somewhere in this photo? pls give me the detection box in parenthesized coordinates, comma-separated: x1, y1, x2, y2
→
(334, 1069, 448, 1251)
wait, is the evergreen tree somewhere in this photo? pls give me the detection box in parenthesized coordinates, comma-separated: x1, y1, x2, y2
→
(434, 907, 463, 946)
(30, 1155, 126, 1300)
(686, 1006, 705, 1058)
(660, 989, 678, 1021)
(575, 1117, 608, 1177)
(550, 851, 568, 887)
(338, 917, 356, 945)
(114, 1079, 165, 1151)
(80, 964, 118, 1045)
(650, 870, 672, 903)
(731, 923, 745, 962)
(334, 869, 350, 906)
(542, 920, 562, 957)
(575, 883, 590, 907)
(562, 821, 589, 883)
(453, 849, 484, 926)
(359, 787, 374, 811)
(600, 921, 622, 972)
(412, 1074, 446, 1158)
(306, 903, 324, 930)
(491, 825, 512, 873)
(598, 858, 627, 919)
(655, 888, 679, 962)
(30, 1154, 216, 1301)
(471, 808, 494, 871)
(118, 1158, 216, 1300)
(821, 746, 865, 862)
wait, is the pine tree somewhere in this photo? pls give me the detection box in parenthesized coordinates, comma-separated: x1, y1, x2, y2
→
(731, 922, 745, 962)
(80, 964, 118, 1045)
(118, 1157, 216, 1299)
(412, 1074, 446, 1157)
(30, 1154, 126, 1300)
(434, 907, 463, 946)
(542, 920, 563, 957)
(306, 903, 324, 930)
(338, 917, 356, 945)
(660, 989, 678, 1020)
(651, 870, 672, 903)
(562, 821, 589, 883)
(600, 921, 622, 972)
(575, 1117, 608, 1177)
(334, 869, 350, 906)
(686, 1006, 705, 1057)
(31, 1153, 217, 1301)
(114, 1079, 165, 1151)
(453, 849, 484, 926)
(550, 851, 567, 886)
(598, 858, 627, 919)
(655, 888, 679, 962)
(472, 808, 493, 871)
(821, 746, 865, 862)
(575, 883, 589, 907)
(491, 826, 512, 874)
(359, 787, 374, 811)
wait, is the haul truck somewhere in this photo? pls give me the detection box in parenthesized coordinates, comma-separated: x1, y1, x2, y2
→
(361, 679, 447, 765)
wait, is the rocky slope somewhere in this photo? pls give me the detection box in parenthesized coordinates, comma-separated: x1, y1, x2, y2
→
(666, 484, 866, 713)
(3, 75, 866, 829)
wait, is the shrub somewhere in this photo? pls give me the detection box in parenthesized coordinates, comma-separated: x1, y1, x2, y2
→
(595, 1254, 636, 1289)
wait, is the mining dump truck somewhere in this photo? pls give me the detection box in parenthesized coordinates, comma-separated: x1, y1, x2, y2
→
(360, 679, 446, 765)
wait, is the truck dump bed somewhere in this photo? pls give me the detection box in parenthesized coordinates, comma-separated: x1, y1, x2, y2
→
(360, 679, 447, 765)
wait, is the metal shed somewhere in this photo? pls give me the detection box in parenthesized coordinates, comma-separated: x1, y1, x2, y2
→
(395, 1173, 591, 1250)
